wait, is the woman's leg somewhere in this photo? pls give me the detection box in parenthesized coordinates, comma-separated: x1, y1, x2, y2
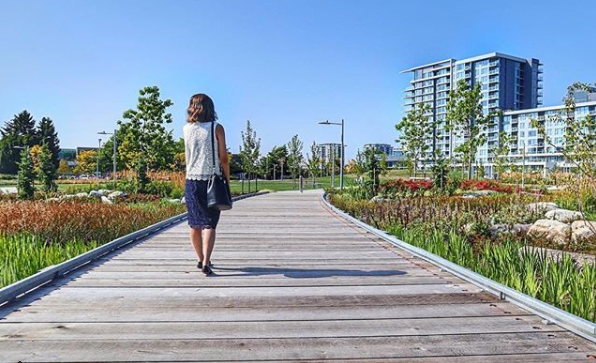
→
(202, 228, 216, 266)
(190, 227, 204, 263)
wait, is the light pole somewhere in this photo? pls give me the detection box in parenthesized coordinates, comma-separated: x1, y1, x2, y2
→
(97, 138, 102, 178)
(98, 130, 117, 180)
(318, 119, 345, 190)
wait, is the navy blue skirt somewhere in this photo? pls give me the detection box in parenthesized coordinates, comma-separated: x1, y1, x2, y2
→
(185, 179, 221, 229)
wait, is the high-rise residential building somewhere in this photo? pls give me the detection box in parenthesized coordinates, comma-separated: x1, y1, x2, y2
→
(363, 143, 392, 155)
(401, 52, 543, 159)
(317, 143, 342, 163)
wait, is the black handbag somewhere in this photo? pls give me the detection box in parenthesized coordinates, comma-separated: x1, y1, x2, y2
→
(207, 121, 233, 210)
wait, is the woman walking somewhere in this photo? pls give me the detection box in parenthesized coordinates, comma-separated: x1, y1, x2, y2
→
(183, 94, 230, 276)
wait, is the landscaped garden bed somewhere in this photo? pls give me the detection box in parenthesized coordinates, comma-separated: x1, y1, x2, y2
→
(328, 177, 596, 322)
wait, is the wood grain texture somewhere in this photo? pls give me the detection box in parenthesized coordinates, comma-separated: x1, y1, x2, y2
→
(0, 190, 594, 362)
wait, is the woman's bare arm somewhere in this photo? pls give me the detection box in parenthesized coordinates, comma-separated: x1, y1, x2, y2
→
(216, 124, 231, 182)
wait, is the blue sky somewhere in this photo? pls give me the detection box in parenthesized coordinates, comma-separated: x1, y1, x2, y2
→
(0, 0, 594, 159)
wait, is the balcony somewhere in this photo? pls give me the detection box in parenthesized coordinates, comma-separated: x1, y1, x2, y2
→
(489, 60, 499, 67)
(489, 69, 499, 75)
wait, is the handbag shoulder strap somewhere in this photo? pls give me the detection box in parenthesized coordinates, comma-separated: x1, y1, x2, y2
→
(210, 121, 216, 172)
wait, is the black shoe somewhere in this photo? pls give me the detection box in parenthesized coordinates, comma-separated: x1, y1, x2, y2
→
(202, 264, 214, 276)
(197, 261, 214, 269)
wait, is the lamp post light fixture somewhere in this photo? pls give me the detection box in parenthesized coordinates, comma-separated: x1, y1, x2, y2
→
(318, 119, 345, 190)
(98, 130, 117, 180)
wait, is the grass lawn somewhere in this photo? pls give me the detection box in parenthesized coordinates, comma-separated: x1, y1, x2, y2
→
(230, 174, 357, 193)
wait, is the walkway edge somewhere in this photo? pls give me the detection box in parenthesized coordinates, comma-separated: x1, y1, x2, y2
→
(0, 191, 268, 306)
(322, 192, 596, 343)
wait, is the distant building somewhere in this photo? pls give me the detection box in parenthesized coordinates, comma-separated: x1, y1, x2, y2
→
(58, 148, 77, 161)
(363, 143, 392, 155)
(573, 86, 596, 103)
(386, 147, 405, 168)
(402, 52, 543, 159)
(317, 143, 342, 162)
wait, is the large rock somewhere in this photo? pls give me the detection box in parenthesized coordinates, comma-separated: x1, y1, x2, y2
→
(489, 223, 532, 237)
(528, 219, 571, 245)
(571, 220, 596, 242)
(75, 192, 88, 198)
(0, 187, 18, 194)
(527, 202, 558, 213)
(545, 208, 584, 223)
(101, 196, 113, 205)
(89, 190, 103, 197)
(107, 191, 125, 199)
(181, 197, 186, 204)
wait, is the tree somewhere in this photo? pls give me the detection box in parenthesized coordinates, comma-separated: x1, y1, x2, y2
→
(305, 142, 320, 187)
(287, 134, 304, 187)
(98, 130, 126, 174)
(58, 159, 71, 174)
(491, 132, 511, 180)
(37, 117, 60, 169)
(261, 145, 287, 179)
(446, 80, 500, 179)
(364, 146, 380, 195)
(74, 150, 98, 175)
(0, 111, 38, 174)
(17, 147, 35, 199)
(379, 152, 388, 177)
(118, 86, 175, 183)
(29, 144, 43, 174)
(396, 102, 434, 177)
(239, 120, 261, 180)
(532, 82, 596, 179)
(38, 144, 57, 193)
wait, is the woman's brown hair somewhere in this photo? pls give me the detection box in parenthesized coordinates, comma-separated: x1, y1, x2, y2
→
(187, 94, 218, 123)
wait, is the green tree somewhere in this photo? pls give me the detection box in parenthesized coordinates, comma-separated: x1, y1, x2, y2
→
(17, 147, 35, 199)
(396, 102, 434, 177)
(446, 80, 499, 179)
(73, 150, 98, 175)
(58, 159, 71, 174)
(305, 142, 320, 187)
(37, 117, 60, 169)
(287, 134, 304, 188)
(532, 82, 596, 179)
(98, 130, 126, 174)
(118, 86, 175, 183)
(364, 146, 380, 195)
(261, 145, 287, 179)
(379, 152, 388, 177)
(491, 132, 511, 180)
(431, 152, 449, 192)
(239, 120, 261, 180)
(0, 111, 38, 174)
(38, 144, 57, 193)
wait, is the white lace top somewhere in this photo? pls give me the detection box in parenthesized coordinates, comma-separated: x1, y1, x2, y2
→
(183, 121, 221, 180)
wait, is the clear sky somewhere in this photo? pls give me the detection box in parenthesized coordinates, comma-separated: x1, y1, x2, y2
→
(1, 0, 594, 159)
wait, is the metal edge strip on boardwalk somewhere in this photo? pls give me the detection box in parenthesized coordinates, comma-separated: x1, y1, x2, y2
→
(321, 192, 596, 343)
(0, 191, 268, 305)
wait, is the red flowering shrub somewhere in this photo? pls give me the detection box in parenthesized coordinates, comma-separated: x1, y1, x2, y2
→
(379, 178, 433, 196)
(460, 179, 513, 194)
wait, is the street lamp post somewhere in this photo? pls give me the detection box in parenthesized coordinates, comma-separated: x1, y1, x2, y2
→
(318, 119, 345, 190)
(97, 138, 102, 178)
(98, 130, 117, 180)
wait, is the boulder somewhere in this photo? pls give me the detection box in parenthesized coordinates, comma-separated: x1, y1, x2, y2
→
(47, 197, 60, 202)
(370, 196, 387, 203)
(107, 191, 125, 199)
(59, 194, 76, 200)
(527, 202, 558, 213)
(0, 187, 18, 194)
(545, 209, 584, 223)
(181, 197, 186, 204)
(489, 223, 533, 237)
(527, 219, 571, 245)
(101, 196, 113, 205)
(75, 192, 88, 198)
(571, 220, 596, 242)
(97, 189, 111, 196)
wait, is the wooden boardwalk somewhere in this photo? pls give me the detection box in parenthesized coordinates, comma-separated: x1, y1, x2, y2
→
(1, 190, 596, 362)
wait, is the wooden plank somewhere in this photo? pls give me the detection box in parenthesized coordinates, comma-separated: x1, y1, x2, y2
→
(0, 316, 563, 341)
(0, 332, 593, 362)
(0, 302, 529, 323)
